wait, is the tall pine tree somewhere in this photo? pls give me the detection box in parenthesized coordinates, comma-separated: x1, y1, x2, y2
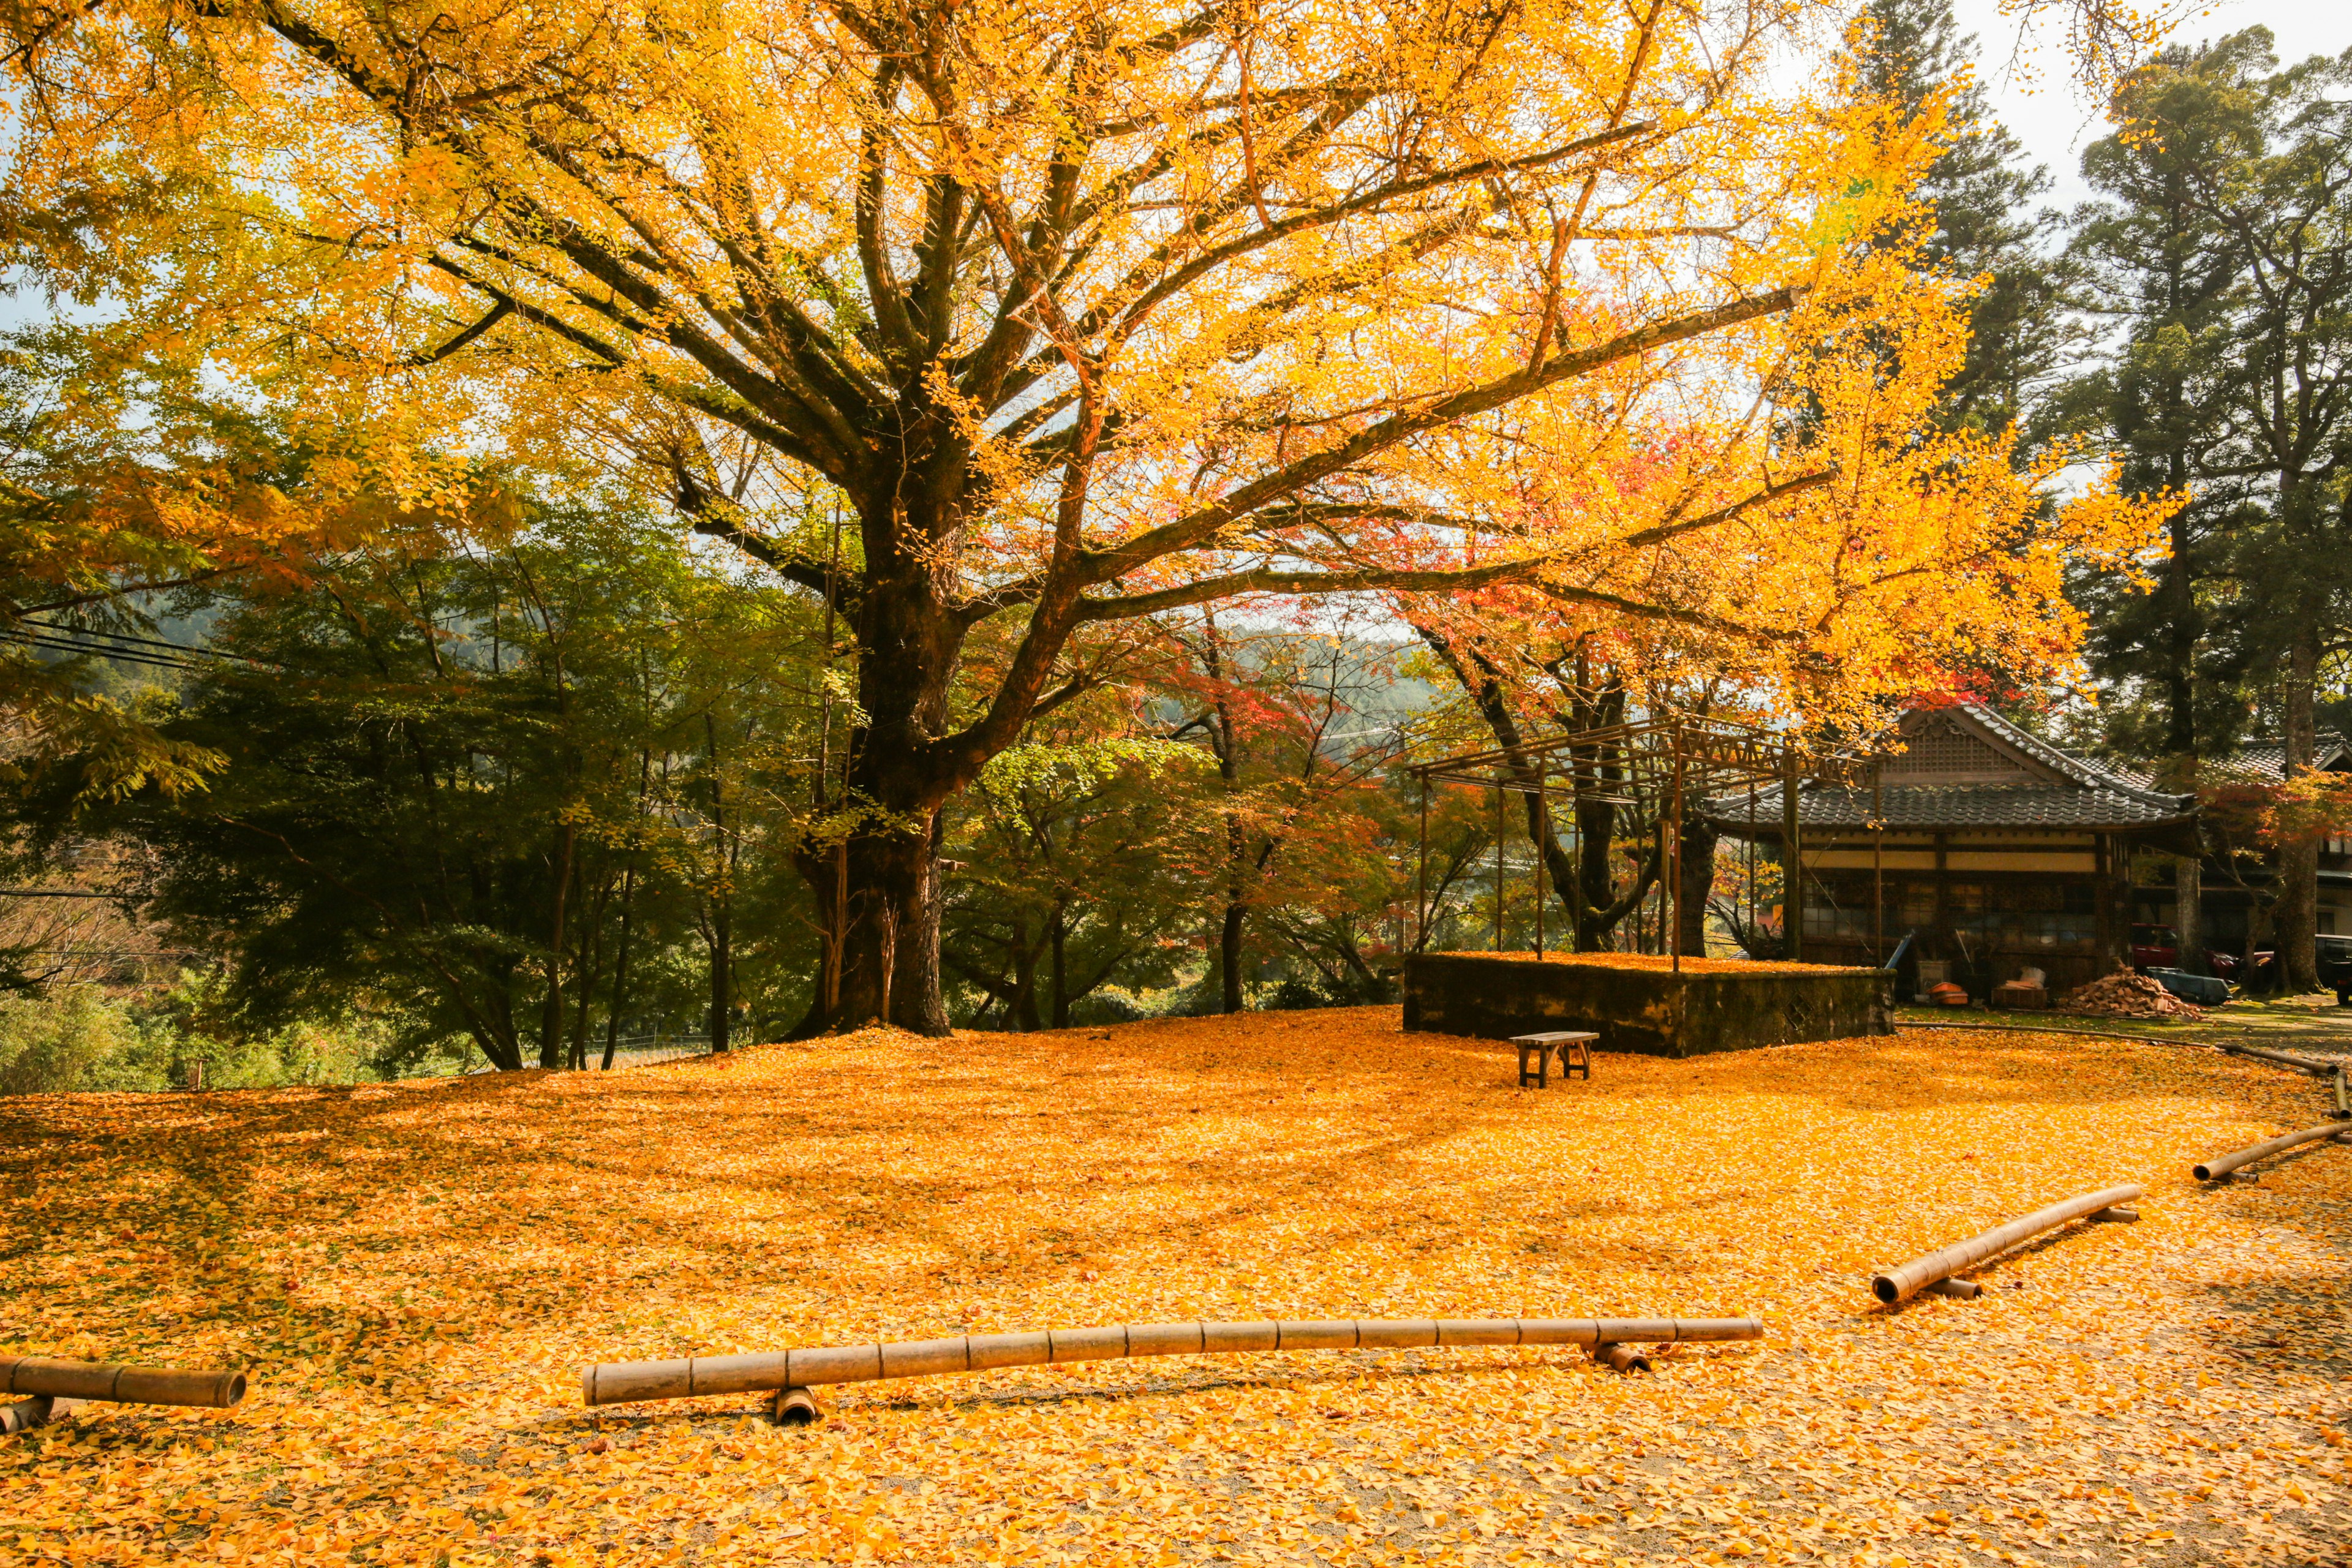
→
(2065, 31, 2352, 989)
(2062, 32, 2268, 973)
(1858, 0, 2077, 453)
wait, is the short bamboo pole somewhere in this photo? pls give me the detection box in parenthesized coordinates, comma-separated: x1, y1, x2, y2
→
(1, 1396, 53, 1434)
(1594, 1343, 1650, 1374)
(1870, 1184, 2145, 1305)
(2193, 1122, 2352, 1182)
(582, 1316, 1765, 1406)
(0, 1356, 245, 1409)
(772, 1387, 821, 1427)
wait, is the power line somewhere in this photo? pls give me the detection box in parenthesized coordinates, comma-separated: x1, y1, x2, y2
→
(20, 618, 232, 659)
(0, 628, 205, 673)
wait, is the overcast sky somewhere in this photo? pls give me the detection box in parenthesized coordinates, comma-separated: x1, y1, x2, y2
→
(1953, 0, 2352, 213)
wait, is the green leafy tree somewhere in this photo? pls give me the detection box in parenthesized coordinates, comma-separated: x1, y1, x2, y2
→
(940, 724, 1204, 1029)
(43, 500, 827, 1069)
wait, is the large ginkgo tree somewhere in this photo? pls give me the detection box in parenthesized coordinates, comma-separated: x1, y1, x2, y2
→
(1, 0, 2162, 1031)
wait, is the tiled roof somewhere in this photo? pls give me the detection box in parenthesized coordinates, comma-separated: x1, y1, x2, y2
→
(1706, 782, 2198, 831)
(1953, 704, 2105, 786)
(2197, 731, 2352, 784)
(1704, 703, 2196, 832)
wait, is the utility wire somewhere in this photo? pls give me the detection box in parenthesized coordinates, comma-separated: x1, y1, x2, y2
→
(0, 628, 203, 673)
(18, 617, 235, 659)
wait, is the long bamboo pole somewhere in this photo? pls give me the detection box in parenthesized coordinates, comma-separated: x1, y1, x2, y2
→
(582, 1316, 1765, 1406)
(2193, 1122, 2352, 1182)
(2218, 1042, 2342, 1078)
(1871, 1185, 2143, 1305)
(0, 1356, 245, 1408)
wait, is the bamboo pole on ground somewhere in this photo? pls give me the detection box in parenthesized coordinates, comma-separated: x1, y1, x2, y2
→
(581, 1316, 1765, 1407)
(0, 1356, 245, 1408)
(2193, 1123, 2352, 1182)
(0, 1356, 246, 1433)
(2218, 1043, 2342, 1078)
(1870, 1184, 2144, 1305)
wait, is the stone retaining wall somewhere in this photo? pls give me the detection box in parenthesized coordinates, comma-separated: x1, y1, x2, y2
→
(1401, 954, 1894, 1057)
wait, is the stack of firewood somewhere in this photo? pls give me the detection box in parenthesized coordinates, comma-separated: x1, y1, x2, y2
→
(2056, 971, 2204, 1021)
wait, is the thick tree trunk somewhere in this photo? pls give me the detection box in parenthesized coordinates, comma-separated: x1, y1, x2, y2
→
(791, 541, 970, 1037)
(538, 820, 575, 1069)
(2176, 853, 2204, 976)
(1678, 816, 1717, 959)
(1219, 898, 1247, 1012)
(1573, 797, 1615, 950)
(2244, 895, 2278, 993)
(2277, 628, 2321, 993)
(2162, 473, 2209, 976)
(798, 814, 952, 1035)
(708, 908, 732, 1050)
(601, 865, 638, 1071)
(1007, 916, 1042, 1032)
(1049, 904, 1071, 1029)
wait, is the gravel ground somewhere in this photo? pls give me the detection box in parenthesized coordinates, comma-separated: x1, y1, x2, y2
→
(3, 1012, 2348, 1566)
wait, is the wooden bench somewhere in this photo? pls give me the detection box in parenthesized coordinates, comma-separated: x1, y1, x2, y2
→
(1511, 1031, 1596, 1088)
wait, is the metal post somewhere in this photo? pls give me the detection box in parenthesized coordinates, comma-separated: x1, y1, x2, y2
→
(1417, 776, 1430, 952)
(1494, 782, 1505, 951)
(1670, 760, 1684, 974)
(1872, 761, 1885, 965)
(1783, 748, 1804, 963)
(1534, 785, 1546, 959)
(1745, 779, 1757, 950)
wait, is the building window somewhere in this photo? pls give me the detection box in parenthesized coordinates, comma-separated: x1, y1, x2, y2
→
(1803, 877, 1935, 941)
(1942, 880, 2097, 949)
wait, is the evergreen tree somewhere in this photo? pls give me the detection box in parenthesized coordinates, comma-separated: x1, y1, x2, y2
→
(2193, 42, 2352, 990)
(2063, 31, 2352, 990)
(1858, 0, 2078, 451)
(2059, 33, 2267, 970)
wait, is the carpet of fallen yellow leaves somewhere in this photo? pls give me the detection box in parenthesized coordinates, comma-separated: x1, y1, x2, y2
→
(7, 1012, 2350, 1567)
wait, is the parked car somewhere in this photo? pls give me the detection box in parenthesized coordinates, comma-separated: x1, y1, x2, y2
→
(2129, 923, 2276, 988)
(2319, 935, 2352, 1006)
(2130, 923, 2179, 970)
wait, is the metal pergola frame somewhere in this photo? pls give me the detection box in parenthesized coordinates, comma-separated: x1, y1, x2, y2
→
(1406, 714, 1884, 971)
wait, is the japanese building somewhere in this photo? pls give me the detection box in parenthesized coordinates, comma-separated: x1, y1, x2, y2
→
(1707, 704, 2198, 998)
(2131, 731, 2352, 949)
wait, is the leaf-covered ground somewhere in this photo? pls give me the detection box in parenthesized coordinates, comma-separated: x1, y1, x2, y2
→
(7, 1012, 2350, 1566)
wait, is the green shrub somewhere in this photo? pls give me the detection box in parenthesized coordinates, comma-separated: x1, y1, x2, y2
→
(0, 974, 471, 1095)
(0, 987, 172, 1093)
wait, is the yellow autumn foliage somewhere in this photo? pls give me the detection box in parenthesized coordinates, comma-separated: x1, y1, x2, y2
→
(0, 0, 2161, 736)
